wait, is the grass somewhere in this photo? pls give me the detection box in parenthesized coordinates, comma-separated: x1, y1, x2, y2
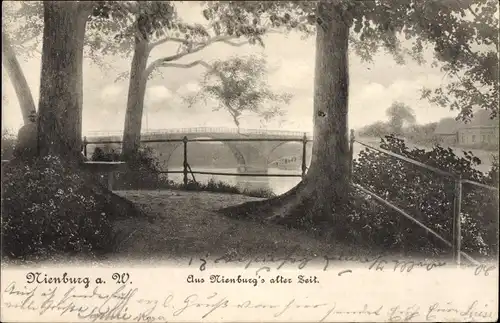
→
(106, 190, 418, 265)
(113, 177, 277, 199)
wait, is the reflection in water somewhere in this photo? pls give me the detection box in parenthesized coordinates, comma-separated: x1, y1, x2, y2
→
(168, 167, 301, 195)
(163, 143, 496, 195)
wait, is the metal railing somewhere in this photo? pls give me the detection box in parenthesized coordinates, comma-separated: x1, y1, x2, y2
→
(348, 130, 499, 266)
(83, 133, 313, 186)
(83, 130, 498, 265)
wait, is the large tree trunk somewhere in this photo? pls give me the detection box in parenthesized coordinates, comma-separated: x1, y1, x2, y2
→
(220, 2, 351, 231)
(1, 31, 36, 125)
(122, 17, 150, 160)
(37, 1, 89, 160)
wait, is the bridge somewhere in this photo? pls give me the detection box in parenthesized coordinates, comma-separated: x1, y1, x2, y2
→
(83, 127, 314, 190)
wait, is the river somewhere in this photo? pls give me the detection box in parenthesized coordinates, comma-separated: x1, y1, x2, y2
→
(167, 167, 301, 195)
(167, 138, 496, 195)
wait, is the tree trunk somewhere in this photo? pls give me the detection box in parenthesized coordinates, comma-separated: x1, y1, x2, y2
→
(308, 1, 350, 208)
(122, 19, 150, 160)
(37, 1, 88, 160)
(220, 2, 351, 231)
(1, 31, 36, 125)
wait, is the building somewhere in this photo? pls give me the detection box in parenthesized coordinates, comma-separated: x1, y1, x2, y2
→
(458, 125, 499, 146)
(434, 110, 499, 149)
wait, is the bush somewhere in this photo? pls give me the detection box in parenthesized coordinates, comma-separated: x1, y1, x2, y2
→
(343, 135, 498, 258)
(91, 148, 276, 198)
(184, 178, 276, 198)
(1, 129, 16, 160)
(1, 155, 116, 260)
(91, 147, 168, 190)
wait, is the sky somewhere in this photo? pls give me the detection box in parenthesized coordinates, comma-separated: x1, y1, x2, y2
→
(1, 2, 462, 135)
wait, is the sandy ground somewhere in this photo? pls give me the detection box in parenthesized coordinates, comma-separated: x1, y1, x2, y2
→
(109, 190, 382, 263)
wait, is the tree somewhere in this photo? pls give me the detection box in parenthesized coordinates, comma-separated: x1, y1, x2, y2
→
(2, 1, 43, 125)
(37, 1, 93, 159)
(358, 121, 391, 138)
(181, 55, 292, 131)
(406, 122, 439, 145)
(1, 31, 36, 124)
(386, 101, 416, 136)
(112, 1, 281, 159)
(1, 1, 123, 127)
(420, 0, 499, 121)
(215, 0, 498, 230)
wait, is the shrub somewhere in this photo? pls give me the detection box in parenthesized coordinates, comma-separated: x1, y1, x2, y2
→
(91, 147, 276, 198)
(1, 129, 16, 160)
(344, 135, 498, 258)
(179, 178, 276, 198)
(91, 147, 168, 190)
(1, 155, 116, 260)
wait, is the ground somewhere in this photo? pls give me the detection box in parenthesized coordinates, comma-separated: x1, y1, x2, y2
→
(0, 189, 454, 268)
(109, 190, 386, 263)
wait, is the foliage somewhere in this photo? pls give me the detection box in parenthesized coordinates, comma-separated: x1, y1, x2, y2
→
(386, 101, 416, 136)
(1, 129, 16, 160)
(420, 0, 499, 121)
(183, 55, 292, 129)
(358, 121, 391, 138)
(343, 135, 498, 257)
(358, 120, 440, 147)
(1, 1, 43, 61)
(91, 147, 275, 198)
(91, 146, 163, 190)
(1, 155, 117, 260)
(207, 1, 498, 122)
(405, 122, 439, 146)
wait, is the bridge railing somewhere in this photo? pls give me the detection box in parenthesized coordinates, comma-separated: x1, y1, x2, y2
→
(84, 127, 312, 138)
(83, 133, 314, 182)
(348, 130, 499, 266)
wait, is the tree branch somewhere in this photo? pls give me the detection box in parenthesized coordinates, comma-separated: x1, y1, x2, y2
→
(149, 37, 188, 49)
(155, 60, 212, 70)
(144, 35, 249, 78)
(149, 33, 249, 51)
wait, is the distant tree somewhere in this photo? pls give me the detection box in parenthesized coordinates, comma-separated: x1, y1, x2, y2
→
(358, 121, 391, 138)
(386, 102, 416, 136)
(181, 55, 292, 131)
(406, 122, 439, 145)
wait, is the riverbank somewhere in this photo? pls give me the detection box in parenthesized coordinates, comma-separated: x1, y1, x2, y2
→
(355, 136, 497, 173)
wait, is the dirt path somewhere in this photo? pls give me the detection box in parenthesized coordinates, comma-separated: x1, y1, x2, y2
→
(110, 190, 382, 263)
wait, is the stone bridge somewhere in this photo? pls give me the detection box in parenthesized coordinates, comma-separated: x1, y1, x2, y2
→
(84, 127, 313, 190)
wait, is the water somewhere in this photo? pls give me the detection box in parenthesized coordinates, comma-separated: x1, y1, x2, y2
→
(167, 167, 301, 195)
(167, 140, 496, 195)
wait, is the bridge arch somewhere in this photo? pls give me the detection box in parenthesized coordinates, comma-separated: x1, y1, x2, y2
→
(84, 129, 310, 173)
(159, 136, 248, 171)
(266, 141, 304, 165)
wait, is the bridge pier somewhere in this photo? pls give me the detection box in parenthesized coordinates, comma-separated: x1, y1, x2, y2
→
(236, 165, 270, 193)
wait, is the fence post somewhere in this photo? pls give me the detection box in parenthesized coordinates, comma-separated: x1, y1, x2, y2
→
(83, 136, 88, 158)
(349, 129, 355, 181)
(183, 136, 188, 188)
(452, 175, 463, 265)
(301, 132, 307, 179)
